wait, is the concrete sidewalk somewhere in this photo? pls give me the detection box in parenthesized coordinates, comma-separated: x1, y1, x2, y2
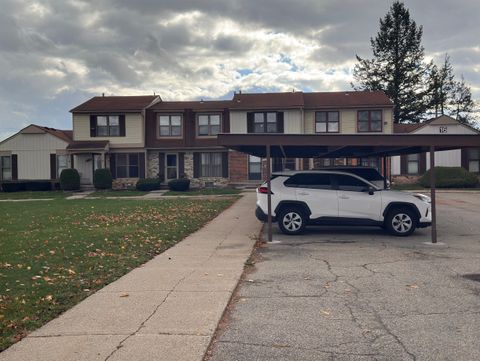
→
(0, 194, 260, 361)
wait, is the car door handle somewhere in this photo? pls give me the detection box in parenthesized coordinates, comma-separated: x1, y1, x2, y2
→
(298, 192, 309, 196)
(339, 195, 349, 199)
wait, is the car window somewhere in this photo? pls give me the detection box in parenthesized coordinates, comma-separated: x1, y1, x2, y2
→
(334, 174, 369, 192)
(284, 174, 332, 189)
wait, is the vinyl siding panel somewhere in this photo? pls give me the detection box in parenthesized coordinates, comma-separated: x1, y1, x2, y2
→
(414, 124, 477, 135)
(229, 111, 247, 133)
(229, 110, 302, 134)
(0, 133, 68, 179)
(73, 113, 144, 147)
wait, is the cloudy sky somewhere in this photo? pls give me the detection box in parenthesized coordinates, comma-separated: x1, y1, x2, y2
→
(1, 0, 479, 139)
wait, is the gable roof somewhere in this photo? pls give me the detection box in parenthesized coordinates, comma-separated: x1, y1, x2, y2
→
(70, 95, 160, 113)
(393, 123, 424, 134)
(0, 124, 72, 146)
(148, 100, 233, 111)
(231, 92, 304, 110)
(394, 115, 480, 134)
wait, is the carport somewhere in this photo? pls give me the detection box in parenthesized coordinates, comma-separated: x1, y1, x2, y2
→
(218, 133, 480, 244)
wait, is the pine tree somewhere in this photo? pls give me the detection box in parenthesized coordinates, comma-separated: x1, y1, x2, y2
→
(427, 55, 455, 117)
(352, 1, 428, 123)
(449, 76, 475, 124)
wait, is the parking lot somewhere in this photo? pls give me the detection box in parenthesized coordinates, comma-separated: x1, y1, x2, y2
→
(209, 192, 480, 361)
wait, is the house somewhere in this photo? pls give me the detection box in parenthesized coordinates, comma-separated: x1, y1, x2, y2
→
(69, 95, 160, 186)
(0, 124, 72, 182)
(391, 115, 480, 182)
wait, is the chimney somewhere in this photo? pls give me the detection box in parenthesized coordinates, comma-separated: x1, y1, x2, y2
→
(102, 93, 105, 97)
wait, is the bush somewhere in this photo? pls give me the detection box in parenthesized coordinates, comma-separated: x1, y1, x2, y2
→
(168, 178, 190, 192)
(419, 167, 478, 188)
(25, 181, 53, 191)
(136, 178, 161, 191)
(60, 168, 80, 191)
(93, 168, 112, 189)
(1, 182, 27, 192)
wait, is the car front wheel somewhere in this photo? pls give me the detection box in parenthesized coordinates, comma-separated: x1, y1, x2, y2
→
(385, 207, 417, 236)
(278, 207, 307, 235)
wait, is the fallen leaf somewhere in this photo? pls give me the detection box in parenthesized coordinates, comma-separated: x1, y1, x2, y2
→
(321, 310, 330, 315)
(120, 293, 129, 298)
(408, 284, 419, 289)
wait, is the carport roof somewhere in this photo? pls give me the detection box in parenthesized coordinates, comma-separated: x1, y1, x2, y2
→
(217, 133, 480, 158)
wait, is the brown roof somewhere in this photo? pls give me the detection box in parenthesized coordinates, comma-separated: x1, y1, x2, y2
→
(231, 92, 305, 109)
(66, 140, 109, 151)
(303, 91, 393, 108)
(70, 96, 160, 113)
(36, 126, 73, 143)
(393, 123, 424, 134)
(394, 116, 480, 134)
(149, 100, 233, 111)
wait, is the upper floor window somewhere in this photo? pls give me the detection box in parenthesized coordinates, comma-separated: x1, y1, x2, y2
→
(1, 156, 11, 180)
(357, 110, 382, 132)
(247, 112, 283, 133)
(158, 115, 182, 137)
(316, 111, 339, 133)
(198, 114, 221, 136)
(90, 115, 125, 137)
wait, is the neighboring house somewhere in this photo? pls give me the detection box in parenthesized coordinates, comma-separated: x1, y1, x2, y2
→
(69, 95, 160, 186)
(0, 124, 72, 182)
(391, 115, 480, 182)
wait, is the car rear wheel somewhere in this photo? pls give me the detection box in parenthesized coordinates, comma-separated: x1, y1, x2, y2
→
(278, 207, 307, 235)
(385, 207, 417, 236)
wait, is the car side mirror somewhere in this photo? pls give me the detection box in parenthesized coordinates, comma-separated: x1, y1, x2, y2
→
(368, 186, 375, 195)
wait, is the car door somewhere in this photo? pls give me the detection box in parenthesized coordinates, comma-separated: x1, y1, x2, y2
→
(333, 174, 382, 221)
(284, 173, 338, 219)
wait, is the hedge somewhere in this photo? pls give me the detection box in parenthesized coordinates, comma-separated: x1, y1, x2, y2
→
(168, 178, 190, 192)
(1, 181, 54, 192)
(60, 168, 81, 191)
(93, 168, 112, 189)
(419, 167, 478, 188)
(136, 178, 161, 191)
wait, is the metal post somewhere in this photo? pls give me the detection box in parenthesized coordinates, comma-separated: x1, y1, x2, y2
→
(266, 145, 273, 243)
(429, 146, 437, 243)
(383, 156, 388, 189)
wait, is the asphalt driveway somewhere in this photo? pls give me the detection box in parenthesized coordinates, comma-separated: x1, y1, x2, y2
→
(208, 192, 480, 361)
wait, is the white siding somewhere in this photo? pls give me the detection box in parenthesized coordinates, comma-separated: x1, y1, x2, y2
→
(414, 124, 477, 135)
(73, 113, 144, 147)
(229, 111, 247, 133)
(391, 156, 401, 175)
(0, 133, 68, 179)
(229, 110, 302, 134)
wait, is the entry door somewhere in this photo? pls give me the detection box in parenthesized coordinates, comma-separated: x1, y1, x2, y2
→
(93, 154, 103, 171)
(165, 154, 178, 180)
(334, 174, 382, 221)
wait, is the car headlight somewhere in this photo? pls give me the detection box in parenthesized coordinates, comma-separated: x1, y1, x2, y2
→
(413, 193, 431, 203)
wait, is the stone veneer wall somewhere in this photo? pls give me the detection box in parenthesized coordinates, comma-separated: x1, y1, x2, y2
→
(147, 151, 159, 178)
(112, 178, 139, 190)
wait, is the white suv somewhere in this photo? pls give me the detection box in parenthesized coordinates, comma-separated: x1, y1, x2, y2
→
(255, 171, 431, 237)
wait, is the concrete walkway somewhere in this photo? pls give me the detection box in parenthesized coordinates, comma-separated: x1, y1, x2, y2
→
(0, 194, 260, 361)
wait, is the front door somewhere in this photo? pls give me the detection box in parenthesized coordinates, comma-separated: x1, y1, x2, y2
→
(75, 154, 93, 185)
(165, 154, 178, 180)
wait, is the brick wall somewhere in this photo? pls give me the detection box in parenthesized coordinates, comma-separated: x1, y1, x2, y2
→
(229, 151, 249, 182)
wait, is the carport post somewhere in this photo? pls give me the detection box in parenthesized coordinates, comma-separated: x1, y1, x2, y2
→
(430, 146, 437, 243)
(383, 156, 388, 189)
(266, 144, 273, 243)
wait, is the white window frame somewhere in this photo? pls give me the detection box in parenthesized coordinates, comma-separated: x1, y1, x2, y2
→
(1, 155, 12, 181)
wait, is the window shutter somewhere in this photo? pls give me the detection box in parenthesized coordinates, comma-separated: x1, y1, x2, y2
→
(90, 115, 97, 137)
(119, 115, 126, 136)
(158, 152, 165, 182)
(11, 154, 18, 180)
(461, 148, 469, 170)
(193, 153, 201, 178)
(247, 112, 254, 133)
(178, 152, 185, 177)
(400, 155, 407, 175)
(222, 152, 229, 178)
(139, 153, 145, 179)
(70, 155, 74, 168)
(277, 112, 284, 133)
(50, 154, 57, 179)
(419, 152, 427, 174)
(110, 154, 116, 179)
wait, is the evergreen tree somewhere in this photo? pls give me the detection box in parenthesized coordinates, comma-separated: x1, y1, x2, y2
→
(352, 1, 428, 123)
(427, 55, 455, 117)
(449, 75, 475, 124)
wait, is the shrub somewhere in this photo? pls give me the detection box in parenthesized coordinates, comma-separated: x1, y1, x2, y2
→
(60, 168, 80, 191)
(25, 181, 53, 191)
(1, 181, 54, 192)
(1, 182, 26, 192)
(93, 168, 112, 189)
(168, 178, 190, 192)
(136, 178, 161, 191)
(419, 167, 478, 188)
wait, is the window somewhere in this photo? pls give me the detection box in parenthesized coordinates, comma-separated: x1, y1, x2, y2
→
(200, 153, 222, 177)
(1, 156, 11, 180)
(285, 174, 332, 189)
(116, 153, 139, 178)
(96, 115, 120, 136)
(166, 154, 177, 180)
(407, 154, 419, 175)
(467, 148, 480, 173)
(250, 112, 281, 133)
(316, 111, 339, 133)
(360, 157, 380, 171)
(357, 110, 382, 132)
(248, 156, 262, 180)
(198, 114, 221, 136)
(159, 115, 182, 137)
(57, 155, 70, 178)
(273, 158, 296, 172)
(335, 174, 369, 192)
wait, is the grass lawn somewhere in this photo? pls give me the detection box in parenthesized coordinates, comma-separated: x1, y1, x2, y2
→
(88, 190, 149, 198)
(0, 197, 237, 351)
(391, 183, 480, 191)
(0, 191, 68, 200)
(163, 187, 242, 196)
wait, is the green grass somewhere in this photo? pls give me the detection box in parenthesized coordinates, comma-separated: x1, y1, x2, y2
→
(163, 187, 242, 196)
(0, 197, 236, 351)
(88, 190, 149, 198)
(0, 191, 68, 200)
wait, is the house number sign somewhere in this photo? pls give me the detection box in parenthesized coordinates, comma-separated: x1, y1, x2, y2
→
(439, 126, 447, 133)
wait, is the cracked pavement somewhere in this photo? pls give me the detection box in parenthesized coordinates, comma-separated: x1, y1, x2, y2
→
(209, 192, 480, 361)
